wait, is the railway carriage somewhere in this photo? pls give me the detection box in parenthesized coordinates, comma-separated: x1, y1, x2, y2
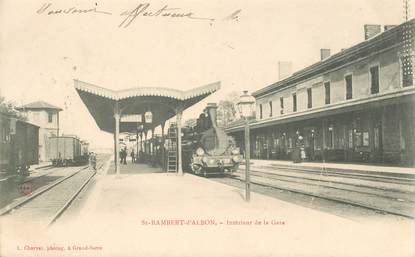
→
(0, 112, 39, 173)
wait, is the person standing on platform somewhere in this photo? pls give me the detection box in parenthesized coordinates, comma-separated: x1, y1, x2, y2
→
(122, 147, 127, 165)
(131, 149, 136, 163)
(119, 149, 124, 165)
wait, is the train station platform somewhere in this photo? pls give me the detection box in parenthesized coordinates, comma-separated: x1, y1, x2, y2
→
(3, 162, 413, 257)
(106, 161, 164, 175)
(248, 159, 415, 177)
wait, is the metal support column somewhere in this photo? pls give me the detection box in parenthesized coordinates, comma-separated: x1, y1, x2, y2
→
(144, 130, 148, 162)
(140, 131, 143, 153)
(244, 118, 251, 202)
(322, 118, 327, 162)
(161, 122, 165, 171)
(136, 128, 139, 163)
(114, 102, 121, 175)
(151, 128, 155, 155)
(176, 107, 183, 176)
(114, 133, 117, 165)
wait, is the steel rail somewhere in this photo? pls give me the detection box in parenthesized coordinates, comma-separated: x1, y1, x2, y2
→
(48, 163, 104, 226)
(260, 164, 415, 183)
(226, 175, 414, 219)
(0, 166, 88, 216)
(236, 169, 415, 201)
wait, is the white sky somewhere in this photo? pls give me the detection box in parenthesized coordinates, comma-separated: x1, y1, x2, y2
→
(0, 0, 411, 148)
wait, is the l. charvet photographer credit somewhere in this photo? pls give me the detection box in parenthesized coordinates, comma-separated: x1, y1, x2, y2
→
(0, 0, 414, 257)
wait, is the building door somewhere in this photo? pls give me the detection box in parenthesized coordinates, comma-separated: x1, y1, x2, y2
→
(308, 129, 315, 161)
(373, 123, 383, 160)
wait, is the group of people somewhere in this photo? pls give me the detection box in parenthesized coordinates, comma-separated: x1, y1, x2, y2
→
(119, 147, 136, 164)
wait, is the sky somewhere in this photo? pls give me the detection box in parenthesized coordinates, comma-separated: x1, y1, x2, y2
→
(0, 0, 411, 148)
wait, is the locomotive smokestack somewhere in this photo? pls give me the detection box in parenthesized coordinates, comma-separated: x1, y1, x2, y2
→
(205, 103, 218, 127)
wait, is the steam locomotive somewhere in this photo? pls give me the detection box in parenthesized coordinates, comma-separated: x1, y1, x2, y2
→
(181, 103, 242, 176)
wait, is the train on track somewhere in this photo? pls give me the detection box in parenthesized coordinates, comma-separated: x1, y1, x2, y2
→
(0, 112, 39, 174)
(1, 110, 90, 172)
(178, 103, 243, 176)
(48, 135, 89, 166)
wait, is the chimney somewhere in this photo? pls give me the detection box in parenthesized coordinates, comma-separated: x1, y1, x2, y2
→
(320, 49, 331, 61)
(384, 25, 397, 31)
(364, 24, 382, 40)
(205, 103, 218, 127)
(278, 61, 292, 80)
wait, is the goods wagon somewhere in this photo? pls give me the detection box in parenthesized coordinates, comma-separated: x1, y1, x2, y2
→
(48, 135, 87, 166)
(0, 113, 39, 173)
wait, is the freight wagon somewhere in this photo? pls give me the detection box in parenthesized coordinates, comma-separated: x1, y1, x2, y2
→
(0, 112, 39, 174)
(48, 135, 87, 166)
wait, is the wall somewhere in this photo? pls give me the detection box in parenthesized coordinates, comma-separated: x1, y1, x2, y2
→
(255, 47, 405, 122)
(24, 109, 59, 162)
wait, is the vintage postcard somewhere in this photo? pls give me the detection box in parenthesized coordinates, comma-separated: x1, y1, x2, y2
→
(0, 0, 414, 256)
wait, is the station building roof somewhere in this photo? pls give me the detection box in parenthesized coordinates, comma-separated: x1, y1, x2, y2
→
(253, 19, 414, 98)
(17, 101, 63, 111)
(74, 79, 221, 134)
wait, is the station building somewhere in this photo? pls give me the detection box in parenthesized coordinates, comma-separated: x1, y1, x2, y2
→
(227, 20, 415, 166)
(17, 101, 62, 162)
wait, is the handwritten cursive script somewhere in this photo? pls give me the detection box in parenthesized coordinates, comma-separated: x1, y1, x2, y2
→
(119, 3, 214, 28)
(37, 3, 112, 15)
(36, 2, 241, 28)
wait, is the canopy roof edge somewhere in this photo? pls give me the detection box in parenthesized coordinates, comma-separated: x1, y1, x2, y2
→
(74, 79, 220, 100)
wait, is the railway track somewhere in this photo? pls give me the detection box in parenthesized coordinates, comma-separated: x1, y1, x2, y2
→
(260, 164, 415, 183)
(222, 166, 415, 219)
(0, 159, 106, 227)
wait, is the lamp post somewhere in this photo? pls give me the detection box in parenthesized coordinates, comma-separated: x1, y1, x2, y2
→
(144, 111, 152, 163)
(137, 124, 143, 163)
(237, 90, 255, 202)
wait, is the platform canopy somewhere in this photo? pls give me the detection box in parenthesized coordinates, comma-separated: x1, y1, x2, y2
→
(74, 79, 221, 133)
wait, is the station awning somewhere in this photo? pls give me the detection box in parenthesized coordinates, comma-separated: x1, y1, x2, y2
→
(74, 79, 220, 133)
(226, 89, 415, 133)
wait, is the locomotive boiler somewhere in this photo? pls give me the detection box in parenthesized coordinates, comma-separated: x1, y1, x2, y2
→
(184, 103, 242, 176)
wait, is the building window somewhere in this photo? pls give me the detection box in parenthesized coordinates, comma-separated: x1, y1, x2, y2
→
(288, 138, 293, 148)
(348, 129, 354, 148)
(48, 112, 53, 123)
(280, 97, 284, 114)
(307, 88, 312, 108)
(402, 55, 413, 87)
(292, 93, 297, 112)
(327, 126, 334, 148)
(259, 104, 263, 119)
(269, 101, 273, 117)
(324, 82, 330, 104)
(345, 75, 353, 100)
(370, 66, 380, 94)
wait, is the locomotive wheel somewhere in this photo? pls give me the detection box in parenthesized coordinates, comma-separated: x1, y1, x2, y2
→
(191, 164, 202, 174)
(230, 164, 240, 173)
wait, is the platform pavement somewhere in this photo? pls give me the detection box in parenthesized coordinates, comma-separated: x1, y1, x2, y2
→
(2, 162, 413, 257)
(0, 161, 52, 182)
(29, 161, 52, 171)
(247, 159, 415, 176)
